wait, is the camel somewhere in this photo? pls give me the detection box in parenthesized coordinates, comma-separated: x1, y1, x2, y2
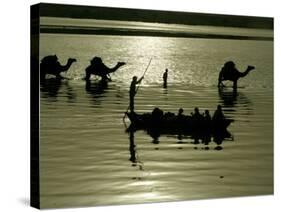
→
(84, 57, 125, 81)
(40, 55, 76, 80)
(218, 61, 255, 89)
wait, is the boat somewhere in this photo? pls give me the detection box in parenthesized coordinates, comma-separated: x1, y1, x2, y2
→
(125, 110, 233, 140)
(127, 111, 232, 129)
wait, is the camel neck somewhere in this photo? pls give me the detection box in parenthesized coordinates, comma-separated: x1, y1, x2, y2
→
(240, 68, 252, 78)
(60, 60, 73, 72)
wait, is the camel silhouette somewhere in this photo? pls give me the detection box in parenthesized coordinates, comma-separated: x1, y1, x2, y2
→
(218, 61, 255, 88)
(40, 55, 76, 80)
(84, 57, 125, 81)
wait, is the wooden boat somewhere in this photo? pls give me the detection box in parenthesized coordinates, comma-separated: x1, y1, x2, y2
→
(126, 111, 233, 135)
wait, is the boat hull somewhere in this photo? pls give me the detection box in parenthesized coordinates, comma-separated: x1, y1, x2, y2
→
(126, 112, 233, 139)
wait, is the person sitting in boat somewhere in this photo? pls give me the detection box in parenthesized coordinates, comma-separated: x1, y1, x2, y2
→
(164, 111, 175, 118)
(177, 108, 186, 126)
(129, 76, 144, 112)
(204, 110, 212, 122)
(203, 109, 212, 129)
(177, 108, 184, 117)
(212, 105, 225, 123)
(192, 107, 204, 121)
(152, 107, 164, 121)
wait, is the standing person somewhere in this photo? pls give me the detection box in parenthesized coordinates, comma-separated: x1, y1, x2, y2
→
(129, 76, 144, 112)
(163, 69, 168, 88)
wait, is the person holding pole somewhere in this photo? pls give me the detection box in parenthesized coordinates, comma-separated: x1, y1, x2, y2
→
(129, 76, 144, 112)
(123, 58, 152, 123)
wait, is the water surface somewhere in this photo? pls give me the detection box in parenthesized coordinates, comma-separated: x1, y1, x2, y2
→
(39, 23, 273, 208)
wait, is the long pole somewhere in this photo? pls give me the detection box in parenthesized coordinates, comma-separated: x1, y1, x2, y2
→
(123, 58, 152, 122)
(135, 58, 152, 94)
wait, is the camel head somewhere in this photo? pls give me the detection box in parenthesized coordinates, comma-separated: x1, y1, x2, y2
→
(117, 62, 126, 67)
(68, 58, 77, 64)
(247, 65, 255, 72)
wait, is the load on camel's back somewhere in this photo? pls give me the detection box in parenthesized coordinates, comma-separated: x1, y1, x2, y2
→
(84, 56, 126, 81)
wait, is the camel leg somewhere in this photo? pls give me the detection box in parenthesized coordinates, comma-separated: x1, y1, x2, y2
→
(233, 80, 237, 89)
(106, 74, 112, 81)
(85, 72, 91, 81)
(101, 74, 111, 82)
(56, 74, 64, 80)
(218, 80, 225, 88)
(218, 71, 224, 87)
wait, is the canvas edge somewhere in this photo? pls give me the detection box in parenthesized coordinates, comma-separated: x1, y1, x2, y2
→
(30, 3, 40, 209)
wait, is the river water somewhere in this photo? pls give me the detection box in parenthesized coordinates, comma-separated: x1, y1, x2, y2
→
(39, 19, 273, 208)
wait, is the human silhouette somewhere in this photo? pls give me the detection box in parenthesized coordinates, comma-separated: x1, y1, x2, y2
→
(212, 105, 225, 123)
(85, 57, 125, 81)
(151, 107, 164, 121)
(176, 108, 185, 138)
(163, 69, 168, 88)
(191, 107, 204, 135)
(177, 108, 185, 124)
(218, 61, 255, 89)
(177, 108, 184, 117)
(129, 76, 144, 112)
(204, 110, 211, 122)
(202, 110, 212, 145)
(192, 107, 204, 122)
(40, 55, 76, 80)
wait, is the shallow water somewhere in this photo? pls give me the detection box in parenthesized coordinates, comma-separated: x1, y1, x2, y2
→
(39, 25, 273, 208)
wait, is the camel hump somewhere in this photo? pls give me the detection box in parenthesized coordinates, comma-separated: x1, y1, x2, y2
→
(224, 61, 235, 69)
(41, 55, 58, 65)
(91, 57, 102, 65)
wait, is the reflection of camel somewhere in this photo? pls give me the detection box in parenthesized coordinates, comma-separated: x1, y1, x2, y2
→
(218, 61, 255, 89)
(85, 57, 125, 81)
(40, 55, 76, 80)
(40, 78, 62, 97)
(40, 78, 76, 102)
(218, 87, 238, 107)
(85, 80, 109, 106)
(218, 87, 252, 109)
(85, 80, 108, 96)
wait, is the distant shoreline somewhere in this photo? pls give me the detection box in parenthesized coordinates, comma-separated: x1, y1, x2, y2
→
(38, 3, 273, 30)
(40, 25, 273, 41)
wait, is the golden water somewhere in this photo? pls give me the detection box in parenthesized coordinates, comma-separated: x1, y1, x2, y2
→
(39, 30, 273, 208)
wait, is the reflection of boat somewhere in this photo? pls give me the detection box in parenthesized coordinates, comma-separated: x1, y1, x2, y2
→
(126, 111, 233, 147)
